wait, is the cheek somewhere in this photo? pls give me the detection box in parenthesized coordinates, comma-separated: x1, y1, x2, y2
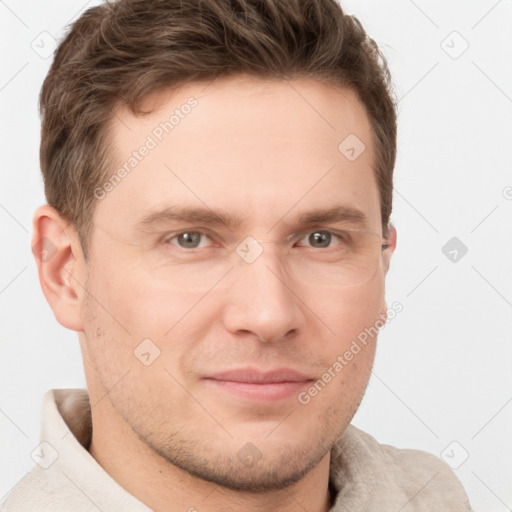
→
(79, 258, 147, 370)
(316, 272, 386, 346)
(297, 278, 385, 418)
(305, 274, 385, 390)
(81, 257, 222, 387)
(85, 254, 188, 338)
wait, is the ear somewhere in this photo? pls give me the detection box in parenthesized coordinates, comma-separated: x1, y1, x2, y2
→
(382, 223, 397, 274)
(377, 224, 397, 322)
(32, 204, 85, 331)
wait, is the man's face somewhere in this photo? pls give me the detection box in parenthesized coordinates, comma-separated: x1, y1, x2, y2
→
(77, 76, 393, 490)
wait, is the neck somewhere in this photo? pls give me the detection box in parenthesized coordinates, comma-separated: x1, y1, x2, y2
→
(88, 394, 333, 512)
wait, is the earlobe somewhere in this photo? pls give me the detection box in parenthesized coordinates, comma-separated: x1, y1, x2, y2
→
(32, 205, 85, 331)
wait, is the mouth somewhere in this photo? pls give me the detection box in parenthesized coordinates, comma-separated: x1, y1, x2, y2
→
(203, 367, 315, 401)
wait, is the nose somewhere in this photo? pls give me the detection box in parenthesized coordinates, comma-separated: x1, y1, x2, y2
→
(222, 243, 305, 344)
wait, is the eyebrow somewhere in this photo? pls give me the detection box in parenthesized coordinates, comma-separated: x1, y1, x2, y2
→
(136, 206, 243, 232)
(135, 205, 369, 232)
(297, 206, 368, 228)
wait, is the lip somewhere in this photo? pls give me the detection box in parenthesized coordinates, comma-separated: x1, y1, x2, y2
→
(203, 367, 315, 401)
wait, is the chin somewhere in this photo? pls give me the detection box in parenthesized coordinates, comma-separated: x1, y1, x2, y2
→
(161, 443, 328, 492)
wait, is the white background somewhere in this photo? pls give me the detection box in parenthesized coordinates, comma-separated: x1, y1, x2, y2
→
(1, 0, 511, 510)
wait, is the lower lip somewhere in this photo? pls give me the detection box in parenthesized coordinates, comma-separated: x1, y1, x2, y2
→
(204, 379, 312, 401)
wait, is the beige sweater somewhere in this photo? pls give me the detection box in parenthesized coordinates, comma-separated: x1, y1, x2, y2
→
(1, 389, 473, 511)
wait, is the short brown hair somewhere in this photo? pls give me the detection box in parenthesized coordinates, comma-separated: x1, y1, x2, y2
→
(40, 0, 397, 257)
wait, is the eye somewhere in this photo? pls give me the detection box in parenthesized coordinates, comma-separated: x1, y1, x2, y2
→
(298, 230, 342, 249)
(166, 231, 212, 249)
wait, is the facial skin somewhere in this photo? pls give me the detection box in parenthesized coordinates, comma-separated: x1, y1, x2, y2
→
(34, 75, 396, 512)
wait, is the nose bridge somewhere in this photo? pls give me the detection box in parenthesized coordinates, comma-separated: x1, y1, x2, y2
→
(223, 239, 303, 342)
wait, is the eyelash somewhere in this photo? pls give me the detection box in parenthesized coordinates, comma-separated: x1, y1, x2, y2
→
(162, 230, 346, 250)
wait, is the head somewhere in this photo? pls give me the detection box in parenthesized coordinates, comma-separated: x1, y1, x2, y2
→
(33, 0, 397, 493)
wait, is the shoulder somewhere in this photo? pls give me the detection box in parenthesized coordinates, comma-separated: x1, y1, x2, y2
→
(1, 389, 94, 512)
(330, 425, 474, 511)
(1, 464, 113, 512)
(1, 467, 64, 512)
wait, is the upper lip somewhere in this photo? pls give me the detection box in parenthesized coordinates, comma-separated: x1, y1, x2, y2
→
(205, 367, 314, 383)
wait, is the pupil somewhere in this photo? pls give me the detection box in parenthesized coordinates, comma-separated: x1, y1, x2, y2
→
(309, 231, 331, 248)
(178, 232, 201, 248)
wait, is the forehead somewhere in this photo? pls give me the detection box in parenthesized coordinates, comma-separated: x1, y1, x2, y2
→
(96, 75, 381, 234)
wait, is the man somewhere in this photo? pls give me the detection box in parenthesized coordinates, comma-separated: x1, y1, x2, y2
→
(3, 0, 472, 510)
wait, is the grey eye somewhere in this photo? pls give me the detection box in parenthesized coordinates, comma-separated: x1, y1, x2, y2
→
(176, 232, 203, 248)
(308, 231, 332, 248)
